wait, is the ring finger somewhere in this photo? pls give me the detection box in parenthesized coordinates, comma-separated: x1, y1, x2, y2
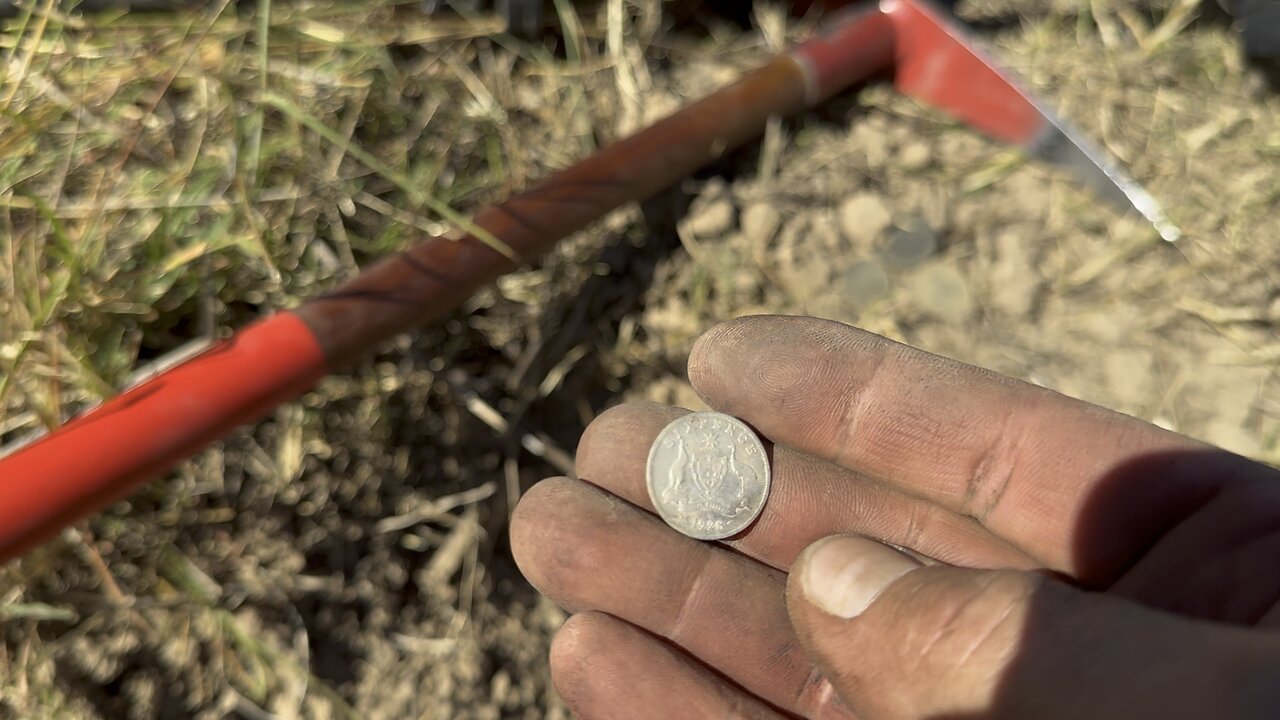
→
(511, 476, 851, 719)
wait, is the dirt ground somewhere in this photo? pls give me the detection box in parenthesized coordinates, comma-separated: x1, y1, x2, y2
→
(1, 0, 1277, 717)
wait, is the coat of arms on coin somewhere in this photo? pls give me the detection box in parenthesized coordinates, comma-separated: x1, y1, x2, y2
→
(645, 412, 771, 540)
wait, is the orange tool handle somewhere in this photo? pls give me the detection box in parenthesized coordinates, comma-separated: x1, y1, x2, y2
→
(0, 314, 328, 560)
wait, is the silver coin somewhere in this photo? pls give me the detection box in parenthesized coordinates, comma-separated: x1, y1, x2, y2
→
(645, 412, 771, 540)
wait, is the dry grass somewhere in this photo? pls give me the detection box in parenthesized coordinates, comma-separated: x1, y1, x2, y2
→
(0, 0, 1277, 716)
(0, 0, 656, 715)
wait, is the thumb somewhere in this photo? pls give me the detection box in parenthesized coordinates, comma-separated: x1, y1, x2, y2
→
(787, 535, 1280, 720)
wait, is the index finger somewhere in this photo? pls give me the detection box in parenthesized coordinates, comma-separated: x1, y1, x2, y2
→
(687, 315, 1267, 585)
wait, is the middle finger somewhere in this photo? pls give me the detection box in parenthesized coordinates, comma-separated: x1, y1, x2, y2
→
(576, 402, 1035, 571)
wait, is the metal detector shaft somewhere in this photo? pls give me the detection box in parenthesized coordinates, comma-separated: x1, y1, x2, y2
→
(0, 8, 895, 562)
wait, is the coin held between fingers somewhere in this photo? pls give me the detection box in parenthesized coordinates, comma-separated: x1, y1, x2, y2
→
(645, 412, 771, 541)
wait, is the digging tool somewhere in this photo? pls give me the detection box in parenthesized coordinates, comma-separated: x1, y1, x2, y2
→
(0, 0, 1178, 561)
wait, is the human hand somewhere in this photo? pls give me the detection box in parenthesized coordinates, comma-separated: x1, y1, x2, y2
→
(511, 315, 1280, 719)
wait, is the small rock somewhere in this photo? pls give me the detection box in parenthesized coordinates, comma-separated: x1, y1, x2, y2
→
(682, 196, 736, 237)
(740, 202, 783, 245)
(1203, 419, 1261, 458)
(731, 265, 760, 295)
(514, 84, 544, 113)
(670, 379, 709, 412)
(776, 214, 835, 303)
(831, 259, 891, 311)
(779, 254, 834, 302)
(808, 211, 844, 252)
(774, 212, 810, 263)
(1077, 309, 1132, 344)
(1103, 349, 1156, 411)
(909, 262, 974, 323)
(490, 670, 512, 707)
(849, 115, 892, 170)
(643, 297, 701, 339)
(1266, 294, 1280, 324)
(838, 191, 893, 249)
(899, 141, 932, 170)
(642, 90, 682, 124)
(988, 228, 1041, 317)
(882, 214, 939, 269)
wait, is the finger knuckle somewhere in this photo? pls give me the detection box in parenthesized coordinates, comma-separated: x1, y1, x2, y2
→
(510, 478, 612, 601)
(906, 570, 1039, 681)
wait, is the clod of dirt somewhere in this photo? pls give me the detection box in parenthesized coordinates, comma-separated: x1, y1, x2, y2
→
(1103, 348, 1156, 413)
(1204, 419, 1262, 458)
(909, 262, 975, 323)
(809, 211, 844, 253)
(898, 141, 932, 171)
(839, 191, 893, 249)
(740, 201, 783, 246)
(826, 259, 891, 315)
(776, 214, 834, 303)
(641, 377, 709, 411)
(682, 187, 736, 238)
(987, 228, 1042, 317)
(1266, 294, 1280, 324)
(882, 214, 939, 269)
(849, 118, 892, 170)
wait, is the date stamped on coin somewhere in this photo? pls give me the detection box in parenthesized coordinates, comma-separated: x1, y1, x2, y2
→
(645, 412, 771, 540)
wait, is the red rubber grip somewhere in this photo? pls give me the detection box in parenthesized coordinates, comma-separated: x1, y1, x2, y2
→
(0, 312, 328, 562)
(790, 6, 896, 106)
